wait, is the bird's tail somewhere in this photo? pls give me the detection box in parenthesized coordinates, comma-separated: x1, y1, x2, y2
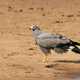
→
(69, 40, 80, 54)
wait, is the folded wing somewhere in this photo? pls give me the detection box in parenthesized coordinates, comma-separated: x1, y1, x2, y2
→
(37, 33, 70, 48)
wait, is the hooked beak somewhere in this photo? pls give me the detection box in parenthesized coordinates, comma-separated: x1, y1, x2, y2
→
(29, 25, 33, 30)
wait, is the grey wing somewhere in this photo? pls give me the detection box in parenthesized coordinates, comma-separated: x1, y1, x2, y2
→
(36, 33, 70, 48)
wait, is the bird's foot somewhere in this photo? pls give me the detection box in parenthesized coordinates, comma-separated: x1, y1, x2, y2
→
(42, 55, 48, 64)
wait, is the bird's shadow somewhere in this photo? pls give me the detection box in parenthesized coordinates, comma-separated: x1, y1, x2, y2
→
(45, 60, 80, 68)
(45, 63, 58, 68)
(55, 60, 80, 64)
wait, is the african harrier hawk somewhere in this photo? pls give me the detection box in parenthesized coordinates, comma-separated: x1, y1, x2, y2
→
(30, 25, 80, 63)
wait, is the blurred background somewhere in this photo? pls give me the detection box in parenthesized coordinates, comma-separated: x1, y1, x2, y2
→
(0, 0, 80, 80)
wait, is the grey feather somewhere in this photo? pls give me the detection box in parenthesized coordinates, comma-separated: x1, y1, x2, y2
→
(37, 33, 70, 48)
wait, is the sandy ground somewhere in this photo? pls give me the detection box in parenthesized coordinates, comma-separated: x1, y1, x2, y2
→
(0, 0, 80, 80)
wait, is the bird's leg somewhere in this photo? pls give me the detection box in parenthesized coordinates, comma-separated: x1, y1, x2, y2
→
(39, 47, 50, 63)
(43, 54, 49, 63)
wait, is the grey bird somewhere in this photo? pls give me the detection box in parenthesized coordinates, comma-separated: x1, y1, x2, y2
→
(30, 24, 80, 63)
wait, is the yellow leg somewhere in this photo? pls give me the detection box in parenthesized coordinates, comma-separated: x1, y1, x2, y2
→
(43, 54, 49, 63)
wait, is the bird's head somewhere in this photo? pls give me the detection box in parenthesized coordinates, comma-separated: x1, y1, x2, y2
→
(29, 24, 40, 31)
